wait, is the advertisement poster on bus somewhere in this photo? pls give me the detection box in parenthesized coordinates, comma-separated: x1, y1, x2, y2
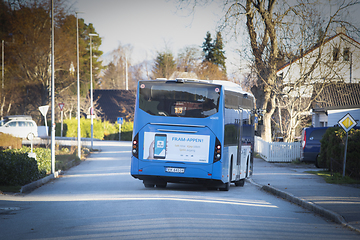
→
(143, 132, 210, 163)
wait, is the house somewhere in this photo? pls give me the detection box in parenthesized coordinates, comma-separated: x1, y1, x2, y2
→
(93, 89, 136, 123)
(311, 83, 360, 127)
(276, 28, 360, 129)
(277, 27, 360, 98)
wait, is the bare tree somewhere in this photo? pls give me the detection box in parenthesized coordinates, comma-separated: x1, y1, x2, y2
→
(176, 45, 202, 73)
(101, 43, 134, 89)
(179, 0, 360, 141)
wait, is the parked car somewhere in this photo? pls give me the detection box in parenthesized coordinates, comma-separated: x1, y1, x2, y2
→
(300, 127, 329, 166)
(0, 115, 38, 139)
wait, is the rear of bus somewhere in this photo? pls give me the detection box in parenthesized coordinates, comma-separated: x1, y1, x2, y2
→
(130, 79, 225, 188)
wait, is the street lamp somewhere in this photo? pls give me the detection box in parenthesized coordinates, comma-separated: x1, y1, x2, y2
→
(50, 0, 55, 174)
(76, 12, 83, 159)
(89, 33, 98, 150)
(2, 40, 4, 96)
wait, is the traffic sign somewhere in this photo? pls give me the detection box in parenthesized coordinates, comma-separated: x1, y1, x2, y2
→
(58, 102, 65, 111)
(338, 113, 357, 132)
(117, 117, 123, 125)
(39, 105, 49, 117)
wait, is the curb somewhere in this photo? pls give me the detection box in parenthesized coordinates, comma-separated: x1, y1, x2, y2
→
(246, 178, 360, 234)
(20, 170, 62, 193)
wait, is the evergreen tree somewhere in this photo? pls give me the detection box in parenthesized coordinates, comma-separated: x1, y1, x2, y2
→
(202, 31, 226, 74)
(213, 32, 226, 73)
(202, 31, 214, 62)
(152, 51, 176, 79)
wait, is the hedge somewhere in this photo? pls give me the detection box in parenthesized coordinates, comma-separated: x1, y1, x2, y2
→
(318, 127, 360, 179)
(48, 118, 133, 141)
(0, 147, 51, 186)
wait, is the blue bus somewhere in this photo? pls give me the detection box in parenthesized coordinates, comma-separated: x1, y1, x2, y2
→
(131, 79, 256, 190)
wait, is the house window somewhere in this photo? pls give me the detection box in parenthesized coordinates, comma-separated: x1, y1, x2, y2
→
(320, 121, 327, 127)
(343, 48, 350, 61)
(333, 47, 340, 61)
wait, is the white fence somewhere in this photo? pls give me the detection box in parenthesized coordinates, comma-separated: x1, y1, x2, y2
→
(254, 136, 301, 162)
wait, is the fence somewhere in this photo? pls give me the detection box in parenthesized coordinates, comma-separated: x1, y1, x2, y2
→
(254, 136, 301, 162)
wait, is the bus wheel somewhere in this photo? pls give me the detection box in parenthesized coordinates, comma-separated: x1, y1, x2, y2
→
(235, 179, 245, 187)
(156, 182, 167, 188)
(219, 182, 230, 191)
(144, 183, 155, 188)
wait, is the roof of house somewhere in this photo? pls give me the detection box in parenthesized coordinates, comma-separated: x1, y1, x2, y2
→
(312, 83, 360, 110)
(94, 89, 136, 123)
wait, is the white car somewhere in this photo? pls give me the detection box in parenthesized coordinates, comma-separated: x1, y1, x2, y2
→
(0, 115, 38, 139)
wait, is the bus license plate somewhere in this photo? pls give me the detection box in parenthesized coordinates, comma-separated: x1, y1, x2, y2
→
(165, 167, 185, 173)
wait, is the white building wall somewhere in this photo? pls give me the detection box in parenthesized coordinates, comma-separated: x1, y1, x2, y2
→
(312, 112, 328, 127)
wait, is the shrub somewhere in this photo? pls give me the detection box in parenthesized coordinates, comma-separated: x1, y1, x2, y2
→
(346, 130, 360, 179)
(104, 121, 133, 141)
(63, 118, 80, 138)
(120, 121, 133, 141)
(0, 151, 41, 186)
(0, 146, 51, 186)
(103, 121, 119, 140)
(47, 121, 68, 137)
(319, 127, 360, 179)
(47, 118, 133, 141)
(8, 147, 51, 175)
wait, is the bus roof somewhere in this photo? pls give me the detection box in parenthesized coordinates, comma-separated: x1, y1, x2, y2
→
(151, 78, 253, 97)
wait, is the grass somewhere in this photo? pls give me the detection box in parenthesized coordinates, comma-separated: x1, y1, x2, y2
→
(306, 170, 360, 184)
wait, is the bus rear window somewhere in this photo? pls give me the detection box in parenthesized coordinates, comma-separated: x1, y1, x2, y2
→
(139, 82, 221, 118)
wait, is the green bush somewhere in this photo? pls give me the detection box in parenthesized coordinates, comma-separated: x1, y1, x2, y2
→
(103, 120, 118, 140)
(10, 147, 51, 174)
(319, 127, 360, 179)
(120, 121, 133, 141)
(0, 151, 41, 186)
(104, 121, 133, 141)
(61, 118, 132, 141)
(0, 146, 51, 186)
(346, 130, 360, 179)
(55, 122, 68, 137)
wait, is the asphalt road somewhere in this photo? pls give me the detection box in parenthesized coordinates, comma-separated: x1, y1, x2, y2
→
(1, 141, 359, 240)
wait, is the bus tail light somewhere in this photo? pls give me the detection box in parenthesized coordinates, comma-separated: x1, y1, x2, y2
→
(214, 138, 221, 163)
(132, 133, 139, 158)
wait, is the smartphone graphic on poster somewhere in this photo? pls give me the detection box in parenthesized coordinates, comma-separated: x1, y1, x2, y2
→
(154, 134, 167, 159)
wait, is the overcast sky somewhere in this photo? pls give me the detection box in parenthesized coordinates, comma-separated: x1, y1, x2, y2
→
(69, 1, 235, 64)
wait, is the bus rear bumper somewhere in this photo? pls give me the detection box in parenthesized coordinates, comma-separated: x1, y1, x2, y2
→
(131, 174, 225, 188)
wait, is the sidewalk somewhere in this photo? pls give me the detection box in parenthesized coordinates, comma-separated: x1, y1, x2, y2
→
(249, 157, 360, 233)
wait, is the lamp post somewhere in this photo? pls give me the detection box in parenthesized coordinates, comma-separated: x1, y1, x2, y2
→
(76, 12, 83, 159)
(89, 33, 98, 150)
(2, 40, 4, 95)
(50, 0, 55, 174)
(1, 40, 4, 118)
